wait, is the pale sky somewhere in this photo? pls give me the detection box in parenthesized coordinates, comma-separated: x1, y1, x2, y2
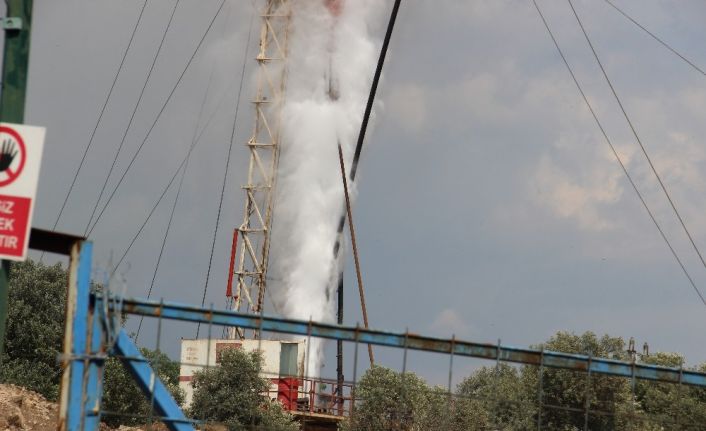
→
(20, 0, 706, 384)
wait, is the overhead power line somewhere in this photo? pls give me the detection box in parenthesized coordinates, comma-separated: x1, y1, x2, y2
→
(84, 0, 182, 235)
(110, 150, 189, 278)
(86, 0, 227, 237)
(567, 0, 706, 294)
(51, 0, 148, 231)
(531, 0, 706, 308)
(134, 56, 218, 344)
(604, 0, 706, 77)
(196, 6, 255, 339)
(107, 64, 240, 279)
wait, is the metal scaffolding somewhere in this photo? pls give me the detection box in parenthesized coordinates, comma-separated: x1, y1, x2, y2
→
(230, 0, 291, 335)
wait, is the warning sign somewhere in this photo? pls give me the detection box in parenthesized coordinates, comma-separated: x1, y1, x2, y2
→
(0, 123, 45, 261)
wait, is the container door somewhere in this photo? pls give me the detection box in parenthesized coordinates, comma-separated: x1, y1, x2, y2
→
(279, 343, 298, 376)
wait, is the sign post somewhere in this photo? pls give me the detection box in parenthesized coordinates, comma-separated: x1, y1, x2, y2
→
(0, 0, 34, 362)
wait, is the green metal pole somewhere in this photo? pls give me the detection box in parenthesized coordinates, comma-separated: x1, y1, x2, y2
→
(0, 0, 33, 362)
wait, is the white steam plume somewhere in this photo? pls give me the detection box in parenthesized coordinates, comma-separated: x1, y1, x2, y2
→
(268, 0, 385, 376)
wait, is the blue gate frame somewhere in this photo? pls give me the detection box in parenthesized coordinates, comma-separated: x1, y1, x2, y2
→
(58, 241, 706, 430)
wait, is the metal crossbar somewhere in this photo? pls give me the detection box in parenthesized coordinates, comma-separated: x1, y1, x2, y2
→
(114, 295, 706, 387)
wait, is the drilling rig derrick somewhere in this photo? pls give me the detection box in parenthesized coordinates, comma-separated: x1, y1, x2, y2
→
(228, 0, 292, 339)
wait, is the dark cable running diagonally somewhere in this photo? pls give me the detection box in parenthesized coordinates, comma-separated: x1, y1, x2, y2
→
(107, 74, 240, 280)
(604, 0, 706, 77)
(532, 0, 706, 308)
(86, 0, 227, 238)
(84, 0, 181, 236)
(196, 8, 256, 338)
(567, 0, 706, 288)
(52, 0, 148, 232)
(134, 61, 218, 344)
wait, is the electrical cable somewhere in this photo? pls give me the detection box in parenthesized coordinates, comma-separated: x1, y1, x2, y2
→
(84, 0, 181, 236)
(105, 72, 239, 279)
(134, 59, 218, 344)
(604, 0, 706, 77)
(567, 0, 706, 296)
(86, 0, 227, 238)
(195, 7, 255, 338)
(51, 0, 148, 232)
(109, 148, 190, 278)
(532, 0, 706, 308)
(132, 165, 187, 341)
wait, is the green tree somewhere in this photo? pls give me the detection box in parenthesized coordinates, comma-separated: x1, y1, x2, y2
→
(525, 331, 634, 431)
(102, 348, 185, 427)
(0, 260, 66, 400)
(346, 332, 706, 430)
(419, 385, 489, 431)
(189, 348, 297, 431)
(457, 363, 535, 430)
(345, 365, 489, 431)
(346, 366, 428, 431)
(632, 352, 706, 429)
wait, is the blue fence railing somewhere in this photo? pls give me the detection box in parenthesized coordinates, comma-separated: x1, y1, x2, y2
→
(58, 240, 706, 431)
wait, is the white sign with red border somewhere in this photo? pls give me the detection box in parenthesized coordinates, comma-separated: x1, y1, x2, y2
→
(0, 123, 45, 261)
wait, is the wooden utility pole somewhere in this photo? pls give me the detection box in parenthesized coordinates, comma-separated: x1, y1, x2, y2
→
(0, 0, 34, 361)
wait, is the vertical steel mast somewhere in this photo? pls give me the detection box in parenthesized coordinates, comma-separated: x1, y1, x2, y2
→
(230, 0, 291, 336)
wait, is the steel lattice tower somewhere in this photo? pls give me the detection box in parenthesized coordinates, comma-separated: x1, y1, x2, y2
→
(229, 0, 291, 337)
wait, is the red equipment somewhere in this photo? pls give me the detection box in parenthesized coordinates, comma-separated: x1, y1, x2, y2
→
(276, 377, 301, 410)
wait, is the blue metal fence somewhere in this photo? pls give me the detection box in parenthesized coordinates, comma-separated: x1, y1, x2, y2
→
(57, 241, 706, 430)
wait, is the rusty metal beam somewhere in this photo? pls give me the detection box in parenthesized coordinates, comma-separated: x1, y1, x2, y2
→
(107, 295, 706, 388)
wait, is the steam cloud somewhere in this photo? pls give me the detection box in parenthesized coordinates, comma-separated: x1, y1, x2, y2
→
(268, 0, 384, 375)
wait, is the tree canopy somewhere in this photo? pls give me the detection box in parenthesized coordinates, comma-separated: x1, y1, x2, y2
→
(346, 331, 706, 430)
(189, 348, 298, 431)
(0, 260, 67, 400)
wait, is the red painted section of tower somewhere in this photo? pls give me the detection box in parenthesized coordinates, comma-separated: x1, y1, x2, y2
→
(226, 229, 238, 297)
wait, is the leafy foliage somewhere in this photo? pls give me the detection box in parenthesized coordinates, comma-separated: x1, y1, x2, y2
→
(345, 332, 706, 430)
(345, 366, 427, 430)
(189, 348, 298, 431)
(344, 365, 489, 431)
(457, 363, 535, 430)
(633, 352, 706, 429)
(0, 260, 67, 400)
(529, 331, 633, 430)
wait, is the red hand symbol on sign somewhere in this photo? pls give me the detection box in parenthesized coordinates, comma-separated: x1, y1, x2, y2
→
(0, 126, 26, 187)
